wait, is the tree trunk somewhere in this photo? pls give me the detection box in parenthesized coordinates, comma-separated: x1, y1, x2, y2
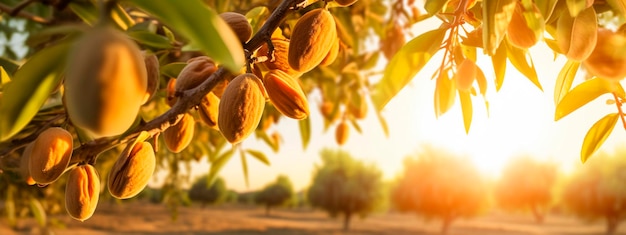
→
(531, 205, 544, 224)
(343, 212, 352, 231)
(606, 215, 619, 235)
(441, 216, 453, 235)
(265, 204, 270, 216)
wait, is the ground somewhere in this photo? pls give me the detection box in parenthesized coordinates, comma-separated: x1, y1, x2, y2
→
(1, 202, 624, 235)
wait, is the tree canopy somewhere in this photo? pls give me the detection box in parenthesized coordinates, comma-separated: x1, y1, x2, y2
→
(255, 174, 294, 216)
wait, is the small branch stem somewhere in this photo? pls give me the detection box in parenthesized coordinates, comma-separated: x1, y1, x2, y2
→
(0, 2, 52, 24)
(612, 93, 626, 130)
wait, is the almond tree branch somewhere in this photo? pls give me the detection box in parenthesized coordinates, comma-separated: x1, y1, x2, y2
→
(70, 0, 308, 165)
(0, 2, 52, 25)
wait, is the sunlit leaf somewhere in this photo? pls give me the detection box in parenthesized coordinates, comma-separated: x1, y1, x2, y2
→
(255, 130, 278, 152)
(566, 0, 590, 17)
(245, 6, 270, 35)
(459, 90, 473, 134)
(555, 78, 625, 121)
(29, 198, 47, 227)
(0, 42, 70, 141)
(161, 62, 187, 78)
(580, 113, 619, 163)
(129, 0, 245, 71)
(246, 149, 270, 166)
(349, 118, 362, 134)
(68, 2, 98, 26)
(111, 3, 135, 30)
(536, 0, 559, 20)
(554, 60, 580, 104)
(492, 41, 507, 91)
(127, 31, 173, 49)
(207, 148, 235, 186)
(372, 28, 447, 110)
(425, 0, 449, 15)
(505, 40, 542, 91)
(476, 66, 488, 96)
(299, 118, 311, 150)
(483, 0, 516, 55)
(240, 150, 249, 187)
(0, 66, 10, 88)
(434, 72, 456, 117)
(376, 111, 389, 137)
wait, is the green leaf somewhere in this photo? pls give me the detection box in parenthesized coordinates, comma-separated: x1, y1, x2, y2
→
(240, 149, 249, 187)
(246, 149, 270, 165)
(424, 0, 449, 15)
(129, 0, 245, 71)
(245, 6, 270, 35)
(505, 40, 542, 91)
(160, 62, 187, 78)
(0, 42, 70, 141)
(580, 113, 619, 163)
(68, 2, 98, 26)
(207, 148, 235, 186)
(127, 31, 173, 49)
(434, 72, 456, 117)
(0, 66, 10, 88)
(554, 60, 579, 104)
(29, 198, 47, 227)
(566, 0, 589, 17)
(0, 57, 19, 75)
(299, 118, 311, 150)
(483, 0, 516, 55)
(492, 42, 507, 91)
(555, 78, 625, 121)
(372, 28, 447, 110)
(459, 90, 473, 134)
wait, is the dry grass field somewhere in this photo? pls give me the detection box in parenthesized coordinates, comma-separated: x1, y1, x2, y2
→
(1, 202, 624, 235)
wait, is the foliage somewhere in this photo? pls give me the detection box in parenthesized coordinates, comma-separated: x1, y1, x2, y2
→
(563, 148, 626, 235)
(391, 146, 487, 234)
(188, 176, 228, 206)
(307, 148, 385, 231)
(494, 157, 557, 223)
(255, 175, 294, 215)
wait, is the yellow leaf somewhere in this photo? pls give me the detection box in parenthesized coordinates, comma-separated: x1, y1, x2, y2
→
(580, 113, 619, 163)
(459, 90, 473, 134)
(482, 0, 517, 55)
(505, 39, 542, 91)
(434, 72, 456, 117)
(492, 41, 507, 91)
(555, 78, 625, 121)
(553, 60, 579, 104)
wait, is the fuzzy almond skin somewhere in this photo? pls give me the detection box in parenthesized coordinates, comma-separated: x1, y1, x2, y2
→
(19, 142, 36, 185)
(108, 142, 155, 199)
(142, 51, 160, 104)
(335, 121, 349, 146)
(583, 28, 626, 80)
(319, 36, 339, 67)
(288, 8, 337, 73)
(163, 113, 195, 153)
(175, 56, 217, 92)
(220, 12, 252, 43)
(199, 92, 220, 130)
(65, 164, 100, 222)
(263, 70, 309, 119)
(65, 27, 147, 137)
(29, 127, 73, 185)
(257, 38, 302, 77)
(218, 74, 266, 144)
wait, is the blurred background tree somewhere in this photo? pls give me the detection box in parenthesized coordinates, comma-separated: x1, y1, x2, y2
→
(188, 176, 228, 207)
(391, 146, 488, 234)
(307, 148, 385, 231)
(563, 149, 626, 235)
(255, 175, 294, 216)
(495, 157, 557, 223)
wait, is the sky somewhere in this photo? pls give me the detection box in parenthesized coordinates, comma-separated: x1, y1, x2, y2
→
(155, 18, 626, 193)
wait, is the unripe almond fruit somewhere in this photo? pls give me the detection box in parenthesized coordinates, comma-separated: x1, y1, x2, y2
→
(218, 73, 266, 144)
(108, 141, 155, 199)
(29, 127, 73, 185)
(348, 91, 368, 120)
(65, 26, 147, 138)
(220, 12, 253, 43)
(257, 38, 302, 77)
(454, 59, 477, 91)
(166, 78, 177, 107)
(556, 7, 597, 61)
(288, 8, 337, 73)
(507, 2, 543, 49)
(335, 121, 349, 146)
(175, 56, 217, 92)
(320, 101, 340, 122)
(142, 51, 160, 104)
(199, 92, 220, 129)
(163, 113, 195, 153)
(19, 142, 36, 185)
(263, 70, 310, 120)
(65, 164, 100, 221)
(381, 23, 405, 60)
(583, 28, 626, 80)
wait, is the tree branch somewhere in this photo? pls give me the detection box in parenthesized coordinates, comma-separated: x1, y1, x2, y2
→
(0, 2, 52, 25)
(69, 0, 308, 165)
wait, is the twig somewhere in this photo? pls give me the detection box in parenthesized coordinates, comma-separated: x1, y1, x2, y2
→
(612, 92, 626, 130)
(9, 0, 37, 16)
(69, 0, 308, 165)
(0, 2, 52, 25)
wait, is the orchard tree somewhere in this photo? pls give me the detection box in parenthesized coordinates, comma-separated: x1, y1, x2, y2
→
(307, 149, 384, 231)
(391, 146, 488, 234)
(188, 176, 228, 207)
(495, 157, 557, 223)
(0, 0, 625, 225)
(563, 149, 626, 235)
(255, 175, 294, 216)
